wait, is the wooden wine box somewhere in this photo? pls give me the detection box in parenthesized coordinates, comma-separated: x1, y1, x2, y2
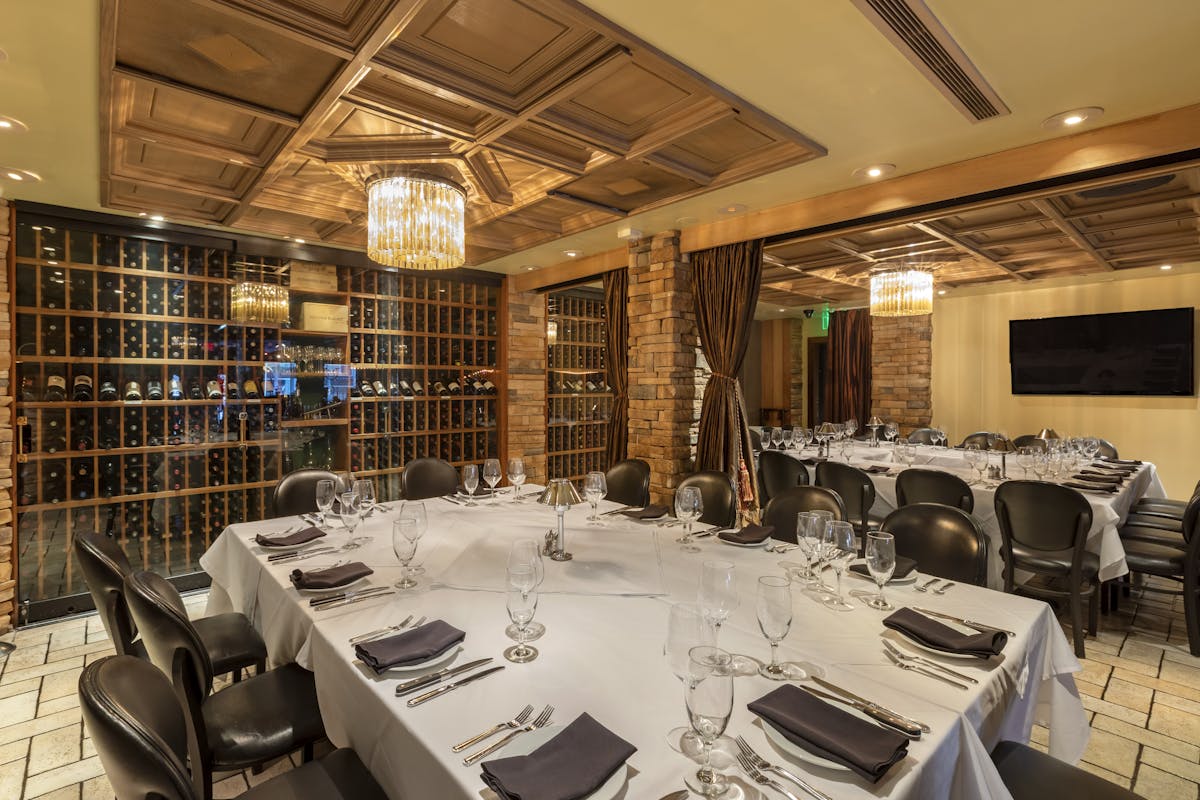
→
(300, 302, 349, 332)
(289, 261, 339, 292)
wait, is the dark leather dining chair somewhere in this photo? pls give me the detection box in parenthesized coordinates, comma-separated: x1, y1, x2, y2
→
(762, 486, 845, 543)
(1118, 495, 1200, 656)
(756, 450, 810, 505)
(124, 571, 326, 798)
(79, 654, 388, 800)
(906, 428, 937, 445)
(991, 740, 1141, 800)
(1096, 438, 1119, 459)
(604, 458, 651, 508)
(881, 503, 988, 586)
(749, 428, 763, 452)
(400, 456, 460, 500)
(815, 461, 878, 541)
(959, 431, 1012, 451)
(74, 532, 266, 679)
(995, 480, 1097, 657)
(271, 468, 338, 517)
(1129, 478, 1200, 521)
(1011, 434, 1048, 452)
(895, 468, 974, 513)
(676, 470, 737, 528)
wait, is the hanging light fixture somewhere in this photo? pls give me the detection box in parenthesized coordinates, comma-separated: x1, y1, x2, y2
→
(231, 281, 290, 325)
(366, 173, 465, 270)
(869, 268, 933, 317)
(546, 320, 558, 346)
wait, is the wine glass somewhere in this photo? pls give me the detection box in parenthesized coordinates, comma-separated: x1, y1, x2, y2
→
(865, 532, 896, 610)
(505, 540, 546, 641)
(338, 491, 361, 540)
(353, 478, 375, 518)
(781, 427, 794, 449)
(1031, 451, 1049, 480)
(400, 500, 427, 575)
(315, 479, 335, 529)
(823, 521, 857, 611)
(798, 427, 813, 451)
(504, 566, 539, 664)
(844, 418, 858, 440)
(675, 486, 704, 552)
(963, 445, 987, 482)
(583, 471, 607, 523)
(1015, 447, 1035, 479)
(756, 576, 806, 681)
(770, 427, 784, 450)
(884, 422, 899, 447)
(807, 511, 835, 592)
(483, 458, 502, 504)
(392, 518, 419, 589)
(699, 561, 759, 675)
(508, 457, 526, 501)
(761, 427, 773, 451)
(462, 464, 479, 506)
(684, 646, 734, 797)
(664, 602, 715, 755)
(790, 512, 818, 586)
(933, 426, 948, 448)
(897, 439, 916, 468)
(1082, 437, 1101, 462)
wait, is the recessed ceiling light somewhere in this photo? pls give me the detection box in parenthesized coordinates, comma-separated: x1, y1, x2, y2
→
(853, 163, 896, 180)
(1161, 264, 1173, 270)
(31, 225, 42, 231)
(718, 203, 747, 215)
(294, 238, 305, 244)
(149, 214, 165, 222)
(937, 289, 947, 295)
(525, 266, 536, 271)
(1042, 107, 1104, 129)
(138, 212, 147, 217)
(778, 308, 786, 312)
(563, 249, 582, 258)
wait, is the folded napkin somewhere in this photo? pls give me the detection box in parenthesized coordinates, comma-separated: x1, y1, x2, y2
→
(719, 523, 774, 545)
(849, 555, 918, 581)
(354, 620, 465, 673)
(621, 504, 669, 520)
(255, 526, 325, 548)
(800, 457, 828, 466)
(1064, 480, 1116, 494)
(1073, 472, 1123, 486)
(883, 607, 1006, 658)
(748, 684, 908, 783)
(861, 465, 891, 474)
(1102, 457, 1142, 466)
(481, 713, 636, 800)
(289, 562, 373, 591)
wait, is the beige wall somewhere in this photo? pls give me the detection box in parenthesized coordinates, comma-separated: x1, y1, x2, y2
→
(932, 269, 1200, 497)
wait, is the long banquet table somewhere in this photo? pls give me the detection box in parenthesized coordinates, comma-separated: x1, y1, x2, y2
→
(768, 442, 1165, 588)
(202, 489, 1090, 800)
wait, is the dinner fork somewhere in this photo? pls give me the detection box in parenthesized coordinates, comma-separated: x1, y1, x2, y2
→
(734, 736, 833, 800)
(886, 650, 970, 689)
(348, 614, 416, 645)
(451, 704, 534, 752)
(462, 705, 554, 766)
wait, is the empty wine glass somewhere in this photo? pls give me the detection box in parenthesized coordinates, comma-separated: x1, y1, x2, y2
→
(339, 491, 361, 540)
(400, 501, 427, 575)
(506, 540, 546, 641)
(353, 478, 375, 518)
(761, 427, 773, 450)
(781, 428, 794, 449)
(508, 457, 526, 501)
(684, 646, 734, 797)
(675, 486, 704, 552)
(823, 521, 857, 611)
(1082, 437, 1101, 461)
(698, 561, 739, 638)
(798, 427, 813, 451)
(1031, 451, 1050, 480)
(807, 511, 835, 592)
(483, 458, 502, 504)
(315, 479, 335, 529)
(844, 418, 858, 440)
(933, 426, 948, 448)
(584, 471, 607, 523)
(757, 576, 806, 680)
(790, 512, 818, 586)
(963, 445, 987, 482)
(1015, 447, 1036, 478)
(504, 566, 539, 664)
(462, 464, 479, 506)
(770, 427, 784, 450)
(392, 518, 419, 589)
(664, 602, 715, 755)
(884, 421, 899, 447)
(865, 532, 896, 610)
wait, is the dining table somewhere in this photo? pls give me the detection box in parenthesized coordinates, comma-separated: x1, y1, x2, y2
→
(201, 488, 1090, 800)
(766, 441, 1166, 589)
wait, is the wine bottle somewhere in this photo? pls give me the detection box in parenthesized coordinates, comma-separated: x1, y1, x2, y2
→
(206, 379, 222, 400)
(73, 413, 93, 450)
(227, 380, 240, 400)
(72, 320, 94, 357)
(372, 380, 388, 397)
(243, 379, 259, 399)
(433, 380, 449, 398)
(20, 376, 39, 402)
(471, 378, 485, 395)
(448, 377, 462, 396)
(146, 380, 164, 401)
(45, 374, 68, 402)
(412, 379, 425, 396)
(189, 378, 203, 400)
(73, 374, 94, 402)
(262, 378, 275, 398)
(123, 410, 141, 447)
(146, 408, 164, 446)
(43, 463, 66, 504)
(124, 381, 143, 402)
(72, 459, 94, 500)
(44, 415, 66, 453)
(398, 380, 414, 397)
(168, 375, 184, 401)
(360, 379, 375, 397)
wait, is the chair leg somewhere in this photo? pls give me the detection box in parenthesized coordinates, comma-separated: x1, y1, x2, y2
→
(1088, 581, 1100, 637)
(231, 668, 242, 684)
(1100, 580, 1111, 614)
(256, 658, 266, 677)
(1069, 588, 1086, 658)
(302, 742, 315, 763)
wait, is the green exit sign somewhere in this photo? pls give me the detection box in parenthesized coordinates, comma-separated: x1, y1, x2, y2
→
(821, 306, 830, 332)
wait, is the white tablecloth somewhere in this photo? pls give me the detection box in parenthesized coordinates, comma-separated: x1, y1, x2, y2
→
(772, 444, 1166, 588)
(202, 491, 1089, 800)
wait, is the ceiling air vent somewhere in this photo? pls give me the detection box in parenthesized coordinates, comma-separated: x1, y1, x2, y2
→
(851, 0, 1009, 122)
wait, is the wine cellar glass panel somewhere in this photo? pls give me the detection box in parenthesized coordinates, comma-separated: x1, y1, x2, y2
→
(545, 287, 612, 484)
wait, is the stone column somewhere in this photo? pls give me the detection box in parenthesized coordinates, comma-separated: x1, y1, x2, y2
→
(789, 319, 805, 426)
(0, 200, 13, 633)
(503, 280, 548, 485)
(626, 231, 697, 505)
(871, 314, 932, 433)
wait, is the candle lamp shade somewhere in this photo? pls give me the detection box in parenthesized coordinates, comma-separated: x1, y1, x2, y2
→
(866, 415, 885, 446)
(538, 478, 582, 561)
(1038, 428, 1060, 440)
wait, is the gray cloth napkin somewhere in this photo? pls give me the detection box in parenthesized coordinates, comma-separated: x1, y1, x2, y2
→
(289, 562, 373, 590)
(354, 620, 465, 673)
(1064, 480, 1116, 494)
(719, 524, 774, 545)
(849, 555, 918, 581)
(862, 465, 891, 474)
(1074, 472, 1123, 485)
(621, 504, 669, 520)
(883, 607, 1007, 658)
(748, 684, 908, 783)
(255, 526, 326, 548)
(480, 712, 636, 800)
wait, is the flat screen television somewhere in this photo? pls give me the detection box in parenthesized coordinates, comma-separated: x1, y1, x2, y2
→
(1009, 307, 1194, 396)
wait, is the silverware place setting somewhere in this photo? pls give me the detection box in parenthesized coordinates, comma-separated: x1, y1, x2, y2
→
(913, 577, 950, 593)
(451, 703, 534, 752)
(733, 736, 833, 800)
(881, 639, 978, 685)
(348, 614, 419, 645)
(805, 676, 928, 737)
(912, 607, 1016, 637)
(406, 664, 507, 708)
(885, 648, 970, 689)
(461, 704, 554, 765)
(396, 656, 493, 698)
(310, 586, 396, 611)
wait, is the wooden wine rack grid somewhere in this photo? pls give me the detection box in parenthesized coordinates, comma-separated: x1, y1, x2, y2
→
(545, 288, 612, 484)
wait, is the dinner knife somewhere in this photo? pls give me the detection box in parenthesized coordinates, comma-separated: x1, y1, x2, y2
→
(313, 589, 396, 612)
(394, 658, 494, 696)
(600, 505, 634, 516)
(311, 586, 393, 608)
(810, 677, 928, 736)
(267, 546, 336, 562)
(913, 606, 1017, 637)
(406, 665, 505, 707)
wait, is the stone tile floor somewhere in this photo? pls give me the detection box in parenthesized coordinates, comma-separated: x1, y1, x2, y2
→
(1, 584, 1198, 799)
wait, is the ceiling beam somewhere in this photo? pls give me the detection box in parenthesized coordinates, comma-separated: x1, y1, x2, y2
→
(1030, 198, 1116, 271)
(908, 221, 1030, 281)
(112, 65, 301, 128)
(186, 0, 358, 60)
(511, 247, 627, 293)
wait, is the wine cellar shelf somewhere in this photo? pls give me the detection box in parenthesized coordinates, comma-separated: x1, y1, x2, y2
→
(12, 216, 503, 622)
(545, 288, 612, 484)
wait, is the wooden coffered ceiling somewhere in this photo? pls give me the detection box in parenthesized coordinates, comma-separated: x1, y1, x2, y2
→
(99, 0, 824, 264)
(758, 165, 1200, 308)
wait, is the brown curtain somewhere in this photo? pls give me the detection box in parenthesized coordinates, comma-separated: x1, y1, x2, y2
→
(828, 308, 872, 426)
(692, 239, 764, 511)
(603, 268, 629, 468)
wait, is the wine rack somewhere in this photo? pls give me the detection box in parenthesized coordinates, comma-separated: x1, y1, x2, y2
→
(12, 217, 503, 622)
(545, 288, 612, 483)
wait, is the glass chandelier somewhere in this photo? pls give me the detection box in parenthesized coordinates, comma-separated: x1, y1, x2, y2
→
(869, 269, 933, 316)
(230, 282, 290, 325)
(367, 174, 465, 270)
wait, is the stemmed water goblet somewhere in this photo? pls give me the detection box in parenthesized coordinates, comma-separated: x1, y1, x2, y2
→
(963, 445, 987, 482)
(461, 464, 480, 506)
(400, 501, 427, 575)
(664, 602, 715, 755)
(770, 427, 784, 450)
(1015, 447, 1035, 478)
(675, 486, 704, 552)
(483, 458, 502, 504)
(508, 457, 526, 501)
(338, 492, 361, 542)
(865, 532, 896, 610)
(684, 646, 734, 797)
(392, 518, 420, 589)
(933, 426, 948, 448)
(844, 418, 858, 440)
(781, 427, 794, 449)
(798, 427, 813, 452)
(698, 561, 758, 675)
(584, 471, 607, 523)
(504, 565, 539, 664)
(353, 478, 375, 517)
(789, 512, 818, 586)
(505, 540, 546, 641)
(1031, 451, 1050, 480)
(757, 576, 807, 680)
(314, 479, 335, 530)
(822, 521, 857, 611)
(806, 512, 835, 591)
(884, 421, 899, 448)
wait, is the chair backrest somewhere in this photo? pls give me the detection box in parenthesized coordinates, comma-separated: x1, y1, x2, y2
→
(895, 468, 974, 513)
(906, 428, 937, 445)
(676, 470, 737, 527)
(756, 450, 810, 505)
(881, 503, 988, 585)
(73, 532, 141, 657)
(959, 431, 1012, 451)
(1096, 438, 1119, 459)
(814, 461, 876, 529)
(401, 457, 459, 500)
(1011, 434, 1048, 452)
(748, 428, 763, 452)
(79, 655, 197, 800)
(604, 459, 650, 508)
(995, 480, 1092, 554)
(762, 486, 846, 543)
(124, 571, 214, 706)
(271, 468, 338, 516)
